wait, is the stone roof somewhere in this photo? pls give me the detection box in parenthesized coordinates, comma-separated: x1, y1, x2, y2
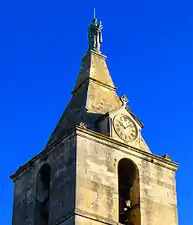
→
(47, 50, 122, 146)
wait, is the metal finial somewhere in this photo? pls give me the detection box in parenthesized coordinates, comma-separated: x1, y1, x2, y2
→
(94, 8, 96, 18)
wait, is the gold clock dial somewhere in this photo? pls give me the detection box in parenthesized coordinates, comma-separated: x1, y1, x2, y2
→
(113, 114, 137, 142)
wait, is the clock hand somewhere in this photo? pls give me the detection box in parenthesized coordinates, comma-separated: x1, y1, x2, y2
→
(125, 122, 133, 129)
(119, 121, 126, 128)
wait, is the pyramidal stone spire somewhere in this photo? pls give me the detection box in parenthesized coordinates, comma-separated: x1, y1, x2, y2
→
(47, 18, 122, 145)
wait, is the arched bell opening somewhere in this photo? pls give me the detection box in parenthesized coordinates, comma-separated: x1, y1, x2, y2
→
(35, 164, 51, 225)
(118, 158, 141, 225)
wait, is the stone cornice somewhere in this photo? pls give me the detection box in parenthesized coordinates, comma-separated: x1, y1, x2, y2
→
(10, 125, 178, 182)
(56, 208, 121, 225)
(72, 76, 116, 94)
(84, 49, 107, 60)
(75, 126, 179, 171)
(10, 130, 76, 182)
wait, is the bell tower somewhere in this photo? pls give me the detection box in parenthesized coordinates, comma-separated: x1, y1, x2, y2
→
(10, 17, 179, 225)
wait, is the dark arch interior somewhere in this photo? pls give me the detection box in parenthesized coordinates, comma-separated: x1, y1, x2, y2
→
(35, 164, 51, 225)
(118, 158, 140, 225)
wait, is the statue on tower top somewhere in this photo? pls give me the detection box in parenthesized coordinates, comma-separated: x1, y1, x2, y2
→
(88, 14, 103, 52)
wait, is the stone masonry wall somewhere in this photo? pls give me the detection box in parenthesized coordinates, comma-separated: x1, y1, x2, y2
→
(12, 133, 76, 225)
(75, 132, 178, 225)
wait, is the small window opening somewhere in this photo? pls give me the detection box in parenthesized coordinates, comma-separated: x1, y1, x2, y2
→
(35, 164, 51, 225)
(118, 158, 140, 225)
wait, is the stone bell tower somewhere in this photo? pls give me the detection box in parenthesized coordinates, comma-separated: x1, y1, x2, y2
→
(10, 17, 179, 225)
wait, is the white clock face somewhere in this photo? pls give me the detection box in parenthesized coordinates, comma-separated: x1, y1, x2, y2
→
(113, 114, 138, 142)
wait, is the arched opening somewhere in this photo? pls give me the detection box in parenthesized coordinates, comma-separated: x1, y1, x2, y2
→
(118, 158, 141, 225)
(35, 164, 51, 225)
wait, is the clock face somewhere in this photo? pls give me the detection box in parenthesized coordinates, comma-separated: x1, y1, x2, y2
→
(113, 114, 138, 142)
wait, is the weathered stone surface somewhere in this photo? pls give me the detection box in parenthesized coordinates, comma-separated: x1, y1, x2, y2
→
(11, 134, 76, 225)
(74, 51, 115, 90)
(11, 125, 178, 225)
(47, 51, 122, 146)
(75, 128, 178, 225)
(10, 38, 178, 225)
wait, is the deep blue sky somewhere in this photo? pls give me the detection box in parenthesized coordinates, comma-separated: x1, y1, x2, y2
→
(0, 0, 192, 224)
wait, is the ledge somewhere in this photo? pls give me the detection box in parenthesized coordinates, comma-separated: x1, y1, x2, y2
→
(10, 125, 179, 182)
(75, 126, 179, 171)
(72, 77, 117, 94)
